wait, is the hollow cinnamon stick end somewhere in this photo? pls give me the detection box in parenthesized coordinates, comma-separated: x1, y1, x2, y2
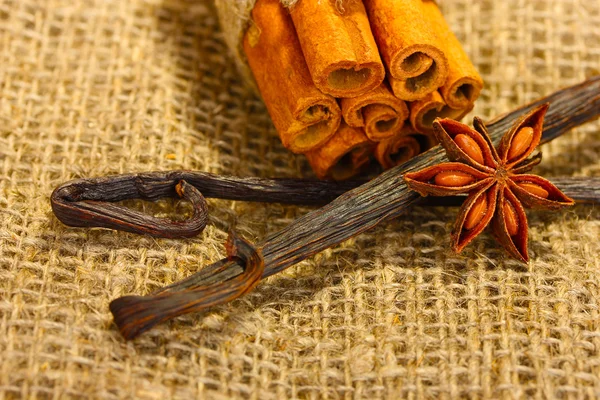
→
(440, 76, 484, 110)
(362, 104, 405, 141)
(304, 124, 375, 180)
(315, 62, 386, 99)
(422, 0, 484, 110)
(390, 45, 448, 85)
(340, 83, 409, 141)
(389, 63, 447, 103)
(410, 91, 473, 135)
(374, 126, 433, 170)
(285, 98, 342, 154)
(365, 0, 449, 99)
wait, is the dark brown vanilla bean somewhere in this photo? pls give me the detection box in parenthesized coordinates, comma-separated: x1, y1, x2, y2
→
(106, 77, 600, 338)
(549, 177, 600, 204)
(51, 172, 361, 238)
(53, 172, 598, 241)
(421, 179, 600, 206)
(52, 173, 600, 223)
(52, 180, 209, 238)
(52, 171, 360, 206)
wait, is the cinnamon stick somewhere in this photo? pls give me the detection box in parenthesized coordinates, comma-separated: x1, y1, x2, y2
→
(423, 0, 483, 109)
(363, 0, 448, 101)
(410, 90, 473, 134)
(290, 0, 385, 98)
(374, 125, 433, 169)
(340, 82, 409, 141)
(304, 123, 375, 180)
(243, 0, 342, 153)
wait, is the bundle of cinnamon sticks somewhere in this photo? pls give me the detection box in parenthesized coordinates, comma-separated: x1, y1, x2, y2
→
(243, 0, 483, 179)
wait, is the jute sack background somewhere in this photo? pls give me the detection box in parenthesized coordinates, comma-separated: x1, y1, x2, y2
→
(1, 0, 599, 398)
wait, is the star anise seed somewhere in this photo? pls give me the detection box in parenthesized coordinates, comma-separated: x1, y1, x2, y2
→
(403, 104, 575, 262)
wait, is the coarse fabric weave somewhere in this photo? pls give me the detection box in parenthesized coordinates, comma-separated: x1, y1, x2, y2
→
(1, 0, 600, 398)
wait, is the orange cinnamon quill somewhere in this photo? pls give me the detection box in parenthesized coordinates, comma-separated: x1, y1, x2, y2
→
(423, 1, 483, 109)
(364, 0, 448, 101)
(290, 0, 385, 98)
(375, 125, 434, 169)
(243, 0, 341, 153)
(410, 91, 473, 134)
(304, 123, 375, 180)
(340, 83, 409, 141)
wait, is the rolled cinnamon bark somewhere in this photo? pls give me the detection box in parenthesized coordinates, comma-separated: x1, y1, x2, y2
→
(410, 91, 473, 134)
(374, 125, 434, 169)
(290, 0, 385, 98)
(423, 0, 483, 109)
(363, 0, 448, 101)
(243, 0, 342, 154)
(304, 123, 375, 180)
(340, 82, 409, 141)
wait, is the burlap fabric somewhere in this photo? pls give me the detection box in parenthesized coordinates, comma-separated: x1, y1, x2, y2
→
(1, 0, 599, 398)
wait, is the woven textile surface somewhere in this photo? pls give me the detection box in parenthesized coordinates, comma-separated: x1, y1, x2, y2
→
(1, 0, 600, 398)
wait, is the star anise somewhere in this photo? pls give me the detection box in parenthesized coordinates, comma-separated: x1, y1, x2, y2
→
(404, 104, 574, 262)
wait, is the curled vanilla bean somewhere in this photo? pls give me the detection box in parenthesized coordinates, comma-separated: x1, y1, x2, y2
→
(99, 77, 600, 339)
(52, 180, 209, 238)
(51, 172, 360, 237)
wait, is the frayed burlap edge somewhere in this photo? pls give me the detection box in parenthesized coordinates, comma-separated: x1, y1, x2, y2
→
(213, 0, 257, 85)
